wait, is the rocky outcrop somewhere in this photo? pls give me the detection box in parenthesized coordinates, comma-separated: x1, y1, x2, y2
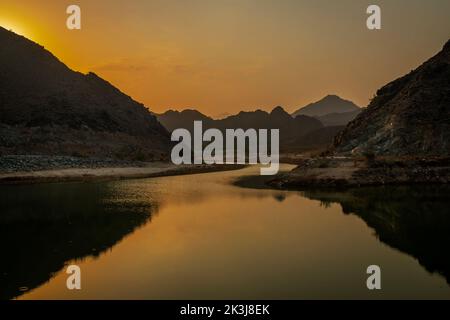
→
(269, 157, 450, 188)
(333, 39, 450, 156)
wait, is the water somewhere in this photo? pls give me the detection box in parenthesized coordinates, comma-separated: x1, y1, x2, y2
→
(1, 165, 449, 300)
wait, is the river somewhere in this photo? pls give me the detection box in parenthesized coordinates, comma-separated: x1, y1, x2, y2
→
(1, 164, 449, 299)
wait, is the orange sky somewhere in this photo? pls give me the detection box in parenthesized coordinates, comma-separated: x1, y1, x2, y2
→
(1, 0, 449, 117)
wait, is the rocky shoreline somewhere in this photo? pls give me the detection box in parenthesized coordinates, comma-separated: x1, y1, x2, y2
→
(0, 155, 245, 185)
(268, 157, 450, 189)
(0, 155, 151, 173)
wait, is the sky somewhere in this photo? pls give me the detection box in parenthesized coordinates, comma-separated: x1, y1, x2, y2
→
(0, 0, 449, 117)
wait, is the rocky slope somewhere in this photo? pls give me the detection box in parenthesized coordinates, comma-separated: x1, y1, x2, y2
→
(0, 27, 170, 160)
(333, 39, 450, 156)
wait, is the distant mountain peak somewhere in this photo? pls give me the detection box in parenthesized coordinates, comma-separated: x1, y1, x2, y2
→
(160, 109, 208, 116)
(157, 109, 213, 131)
(292, 95, 360, 118)
(272, 105, 285, 111)
(270, 106, 290, 116)
(180, 109, 205, 115)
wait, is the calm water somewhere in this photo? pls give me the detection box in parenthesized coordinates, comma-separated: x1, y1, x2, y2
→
(1, 165, 450, 300)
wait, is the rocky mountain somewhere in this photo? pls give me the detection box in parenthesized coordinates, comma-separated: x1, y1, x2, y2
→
(292, 95, 360, 118)
(157, 106, 327, 151)
(0, 27, 170, 160)
(333, 39, 450, 156)
(219, 107, 322, 137)
(157, 109, 215, 132)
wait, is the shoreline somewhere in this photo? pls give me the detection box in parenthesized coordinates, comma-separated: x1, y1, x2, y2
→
(268, 157, 450, 189)
(0, 162, 246, 185)
(0, 154, 303, 186)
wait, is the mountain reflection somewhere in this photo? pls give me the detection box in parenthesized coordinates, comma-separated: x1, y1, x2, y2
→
(0, 182, 156, 300)
(301, 185, 450, 283)
(2, 171, 450, 300)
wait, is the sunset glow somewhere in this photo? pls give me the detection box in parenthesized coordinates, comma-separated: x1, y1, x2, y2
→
(0, 18, 27, 36)
(1, 0, 449, 117)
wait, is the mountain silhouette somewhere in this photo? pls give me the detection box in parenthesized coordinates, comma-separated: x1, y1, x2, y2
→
(158, 106, 331, 151)
(333, 39, 450, 156)
(158, 109, 215, 132)
(292, 95, 360, 118)
(0, 27, 169, 160)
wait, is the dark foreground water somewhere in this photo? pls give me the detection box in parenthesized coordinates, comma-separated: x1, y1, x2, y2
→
(1, 165, 449, 300)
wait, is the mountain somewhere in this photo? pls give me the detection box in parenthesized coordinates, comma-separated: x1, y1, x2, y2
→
(333, 39, 450, 156)
(157, 109, 214, 132)
(292, 95, 360, 118)
(316, 110, 362, 126)
(0, 27, 170, 160)
(220, 107, 324, 146)
(157, 106, 325, 151)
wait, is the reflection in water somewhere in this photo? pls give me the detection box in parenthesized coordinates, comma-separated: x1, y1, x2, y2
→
(1, 166, 450, 299)
(301, 186, 450, 284)
(0, 182, 156, 300)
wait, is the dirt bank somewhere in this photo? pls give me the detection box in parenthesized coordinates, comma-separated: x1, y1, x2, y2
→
(0, 160, 245, 185)
(269, 157, 450, 189)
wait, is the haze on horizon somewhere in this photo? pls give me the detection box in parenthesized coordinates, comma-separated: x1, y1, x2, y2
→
(0, 0, 449, 117)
